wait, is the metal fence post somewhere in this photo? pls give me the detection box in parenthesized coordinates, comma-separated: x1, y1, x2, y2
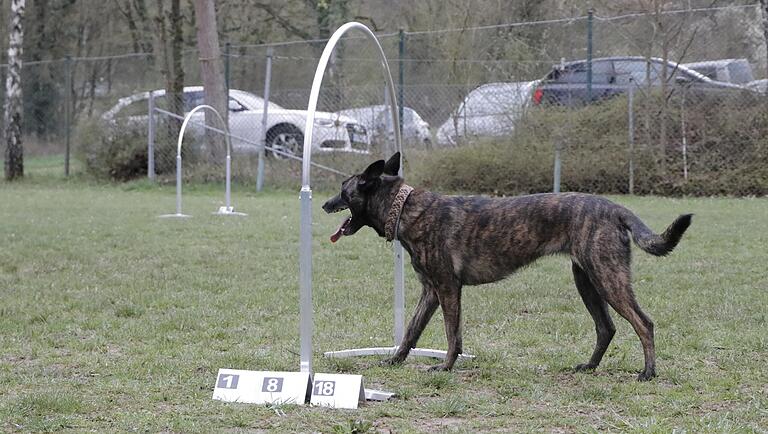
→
(257, 46, 273, 192)
(64, 55, 72, 176)
(628, 81, 635, 195)
(553, 144, 562, 193)
(554, 57, 566, 194)
(586, 9, 594, 103)
(224, 42, 231, 94)
(148, 90, 156, 180)
(398, 29, 405, 137)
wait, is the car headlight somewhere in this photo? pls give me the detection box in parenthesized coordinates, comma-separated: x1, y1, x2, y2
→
(314, 118, 335, 127)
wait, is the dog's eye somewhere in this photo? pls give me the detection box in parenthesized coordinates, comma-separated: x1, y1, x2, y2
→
(341, 191, 350, 202)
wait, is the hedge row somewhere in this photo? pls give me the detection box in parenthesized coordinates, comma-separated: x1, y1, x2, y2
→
(413, 91, 768, 197)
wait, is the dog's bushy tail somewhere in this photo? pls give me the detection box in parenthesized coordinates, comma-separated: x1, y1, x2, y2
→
(622, 212, 693, 256)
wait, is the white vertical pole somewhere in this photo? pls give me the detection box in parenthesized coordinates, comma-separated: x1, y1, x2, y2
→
(300, 22, 402, 372)
(225, 154, 232, 209)
(393, 240, 405, 345)
(257, 47, 273, 192)
(175, 155, 183, 215)
(148, 91, 156, 180)
(299, 186, 313, 373)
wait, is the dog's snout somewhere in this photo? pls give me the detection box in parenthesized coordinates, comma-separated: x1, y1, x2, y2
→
(322, 195, 344, 213)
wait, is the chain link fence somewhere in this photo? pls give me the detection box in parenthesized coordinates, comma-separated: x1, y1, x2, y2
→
(3, 4, 766, 194)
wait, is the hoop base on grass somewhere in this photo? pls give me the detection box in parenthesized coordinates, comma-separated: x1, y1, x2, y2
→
(324, 346, 475, 362)
(213, 206, 247, 216)
(159, 213, 192, 219)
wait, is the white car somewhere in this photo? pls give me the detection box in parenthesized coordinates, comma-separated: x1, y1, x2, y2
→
(101, 86, 370, 157)
(436, 81, 539, 147)
(337, 105, 432, 148)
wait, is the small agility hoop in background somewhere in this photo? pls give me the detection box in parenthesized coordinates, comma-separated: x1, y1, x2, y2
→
(159, 104, 246, 218)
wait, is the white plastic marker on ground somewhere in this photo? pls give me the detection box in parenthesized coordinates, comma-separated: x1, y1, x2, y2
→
(212, 369, 310, 405)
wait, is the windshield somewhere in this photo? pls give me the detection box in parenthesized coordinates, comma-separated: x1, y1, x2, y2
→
(229, 91, 284, 111)
(463, 82, 534, 116)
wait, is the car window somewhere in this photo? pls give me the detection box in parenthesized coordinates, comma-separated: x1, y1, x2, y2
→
(690, 66, 718, 81)
(464, 88, 507, 116)
(614, 60, 659, 85)
(558, 60, 614, 84)
(727, 63, 753, 84)
(464, 84, 532, 116)
(229, 92, 284, 111)
(183, 91, 205, 112)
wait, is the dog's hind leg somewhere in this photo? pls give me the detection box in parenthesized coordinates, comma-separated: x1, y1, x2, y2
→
(572, 261, 616, 372)
(587, 256, 657, 381)
(382, 282, 440, 366)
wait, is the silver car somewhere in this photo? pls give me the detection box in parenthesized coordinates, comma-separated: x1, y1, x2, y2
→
(337, 105, 432, 149)
(436, 81, 539, 147)
(102, 86, 370, 157)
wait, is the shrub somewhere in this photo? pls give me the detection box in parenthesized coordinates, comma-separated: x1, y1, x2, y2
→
(75, 118, 183, 181)
(415, 91, 768, 197)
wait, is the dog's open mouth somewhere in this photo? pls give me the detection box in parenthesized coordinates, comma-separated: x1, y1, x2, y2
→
(330, 215, 353, 243)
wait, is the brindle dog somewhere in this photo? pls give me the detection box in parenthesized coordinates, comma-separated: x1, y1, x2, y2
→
(323, 153, 692, 381)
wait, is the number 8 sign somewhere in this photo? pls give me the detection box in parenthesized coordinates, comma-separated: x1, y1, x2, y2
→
(262, 377, 284, 393)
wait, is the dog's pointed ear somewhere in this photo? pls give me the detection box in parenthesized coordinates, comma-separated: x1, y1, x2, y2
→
(383, 152, 401, 176)
(360, 159, 385, 183)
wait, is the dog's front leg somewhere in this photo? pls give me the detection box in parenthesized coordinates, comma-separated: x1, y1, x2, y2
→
(429, 285, 462, 371)
(382, 281, 439, 366)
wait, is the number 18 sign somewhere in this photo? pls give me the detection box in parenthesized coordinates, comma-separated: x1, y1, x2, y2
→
(309, 373, 365, 409)
(212, 369, 311, 405)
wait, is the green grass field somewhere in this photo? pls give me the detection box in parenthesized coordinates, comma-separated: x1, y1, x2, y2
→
(1, 171, 767, 432)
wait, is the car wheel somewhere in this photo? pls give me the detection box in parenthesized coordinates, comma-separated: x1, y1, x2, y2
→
(266, 125, 304, 159)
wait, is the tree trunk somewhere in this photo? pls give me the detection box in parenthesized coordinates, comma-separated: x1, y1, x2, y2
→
(153, 0, 185, 150)
(168, 0, 185, 138)
(4, 0, 25, 181)
(761, 0, 768, 79)
(193, 0, 228, 160)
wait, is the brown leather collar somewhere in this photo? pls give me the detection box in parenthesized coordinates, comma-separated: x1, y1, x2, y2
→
(384, 184, 414, 241)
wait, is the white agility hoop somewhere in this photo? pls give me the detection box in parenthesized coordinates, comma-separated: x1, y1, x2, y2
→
(298, 22, 463, 375)
(159, 104, 246, 218)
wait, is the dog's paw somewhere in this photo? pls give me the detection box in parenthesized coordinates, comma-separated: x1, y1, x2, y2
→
(380, 356, 404, 367)
(426, 364, 451, 372)
(636, 369, 656, 382)
(574, 363, 597, 372)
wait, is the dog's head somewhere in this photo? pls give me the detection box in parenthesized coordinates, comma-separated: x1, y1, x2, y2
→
(323, 152, 401, 242)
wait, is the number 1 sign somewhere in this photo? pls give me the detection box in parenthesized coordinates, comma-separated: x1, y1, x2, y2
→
(212, 369, 310, 405)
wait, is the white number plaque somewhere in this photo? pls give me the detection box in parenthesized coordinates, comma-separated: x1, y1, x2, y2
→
(212, 369, 310, 405)
(309, 373, 365, 409)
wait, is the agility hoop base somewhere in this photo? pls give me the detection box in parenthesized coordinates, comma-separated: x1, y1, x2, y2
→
(159, 213, 192, 219)
(324, 346, 475, 361)
(213, 206, 247, 216)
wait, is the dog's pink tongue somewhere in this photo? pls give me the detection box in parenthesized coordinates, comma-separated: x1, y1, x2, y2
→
(330, 217, 350, 243)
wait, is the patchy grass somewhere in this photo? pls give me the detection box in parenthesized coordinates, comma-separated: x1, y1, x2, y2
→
(0, 176, 766, 433)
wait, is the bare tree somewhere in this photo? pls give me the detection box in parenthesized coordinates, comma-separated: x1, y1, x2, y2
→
(193, 0, 227, 158)
(153, 0, 185, 144)
(762, 0, 768, 78)
(4, 0, 25, 181)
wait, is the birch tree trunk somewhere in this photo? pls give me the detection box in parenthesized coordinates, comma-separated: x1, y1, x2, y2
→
(4, 0, 25, 181)
(193, 0, 227, 159)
